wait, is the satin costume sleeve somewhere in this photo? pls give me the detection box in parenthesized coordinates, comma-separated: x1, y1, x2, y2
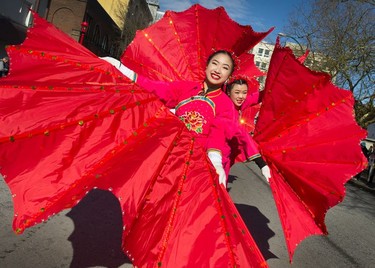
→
(241, 90, 262, 110)
(136, 74, 199, 109)
(205, 92, 237, 153)
(208, 117, 260, 162)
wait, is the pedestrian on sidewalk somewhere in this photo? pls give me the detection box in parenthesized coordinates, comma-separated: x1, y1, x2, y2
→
(367, 152, 375, 184)
(1, 57, 9, 77)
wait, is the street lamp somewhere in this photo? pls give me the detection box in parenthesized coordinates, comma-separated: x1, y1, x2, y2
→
(278, 32, 304, 53)
(79, 21, 89, 45)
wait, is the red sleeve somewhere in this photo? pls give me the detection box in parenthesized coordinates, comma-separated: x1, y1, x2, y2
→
(207, 114, 260, 163)
(242, 91, 261, 109)
(236, 126, 260, 160)
(136, 75, 181, 108)
(205, 96, 237, 154)
(206, 117, 230, 154)
(136, 75, 201, 109)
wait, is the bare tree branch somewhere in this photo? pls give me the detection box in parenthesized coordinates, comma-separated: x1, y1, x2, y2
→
(286, 0, 375, 127)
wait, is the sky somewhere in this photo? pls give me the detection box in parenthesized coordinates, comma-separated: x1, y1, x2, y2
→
(157, 0, 303, 42)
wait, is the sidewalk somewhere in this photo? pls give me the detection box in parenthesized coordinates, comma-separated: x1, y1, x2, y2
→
(348, 170, 375, 194)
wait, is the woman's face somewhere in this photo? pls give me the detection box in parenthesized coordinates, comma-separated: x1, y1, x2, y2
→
(205, 53, 233, 88)
(229, 83, 248, 108)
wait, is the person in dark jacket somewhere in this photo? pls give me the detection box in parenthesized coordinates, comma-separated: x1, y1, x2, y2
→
(1, 57, 9, 77)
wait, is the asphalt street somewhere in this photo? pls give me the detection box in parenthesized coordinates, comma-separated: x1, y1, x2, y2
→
(0, 162, 374, 267)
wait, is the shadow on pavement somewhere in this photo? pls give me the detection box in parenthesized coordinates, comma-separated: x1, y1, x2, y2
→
(66, 178, 278, 266)
(66, 189, 131, 268)
(235, 203, 277, 261)
(228, 174, 277, 260)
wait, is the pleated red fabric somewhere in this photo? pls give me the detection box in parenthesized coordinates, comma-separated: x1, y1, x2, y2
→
(121, 4, 273, 82)
(253, 40, 368, 261)
(0, 11, 268, 268)
(240, 103, 262, 134)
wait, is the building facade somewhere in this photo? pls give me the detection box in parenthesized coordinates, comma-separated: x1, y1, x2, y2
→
(46, 0, 128, 57)
(1, 0, 160, 58)
(146, 0, 164, 22)
(249, 41, 275, 89)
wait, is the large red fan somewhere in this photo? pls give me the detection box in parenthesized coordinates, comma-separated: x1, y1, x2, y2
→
(253, 40, 368, 260)
(121, 4, 273, 82)
(0, 11, 268, 268)
(121, 3, 368, 262)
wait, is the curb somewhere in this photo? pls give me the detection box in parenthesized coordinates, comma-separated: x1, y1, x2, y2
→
(348, 178, 375, 194)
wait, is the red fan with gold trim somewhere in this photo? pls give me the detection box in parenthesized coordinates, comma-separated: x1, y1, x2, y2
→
(254, 40, 367, 261)
(121, 4, 273, 82)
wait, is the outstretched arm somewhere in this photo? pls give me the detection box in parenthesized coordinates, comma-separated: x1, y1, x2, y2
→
(100, 56, 136, 81)
(100, 56, 183, 108)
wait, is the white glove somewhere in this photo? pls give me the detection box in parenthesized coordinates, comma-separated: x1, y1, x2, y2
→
(208, 151, 227, 187)
(261, 165, 271, 182)
(99, 56, 135, 81)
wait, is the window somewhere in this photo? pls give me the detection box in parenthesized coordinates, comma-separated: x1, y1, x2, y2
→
(102, 35, 108, 51)
(255, 61, 260, 67)
(264, 49, 270, 57)
(257, 48, 264, 56)
(93, 25, 100, 45)
(260, 62, 267, 70)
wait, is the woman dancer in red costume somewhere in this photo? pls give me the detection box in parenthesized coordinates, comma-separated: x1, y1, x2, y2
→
(227, 78, 262, 133)
(222, 78, 271, 183)
(102, 52, 271, 187)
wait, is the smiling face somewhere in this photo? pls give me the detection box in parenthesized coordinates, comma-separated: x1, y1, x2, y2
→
(229, 83, 248, 108)
(204, 52, 234, 89)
